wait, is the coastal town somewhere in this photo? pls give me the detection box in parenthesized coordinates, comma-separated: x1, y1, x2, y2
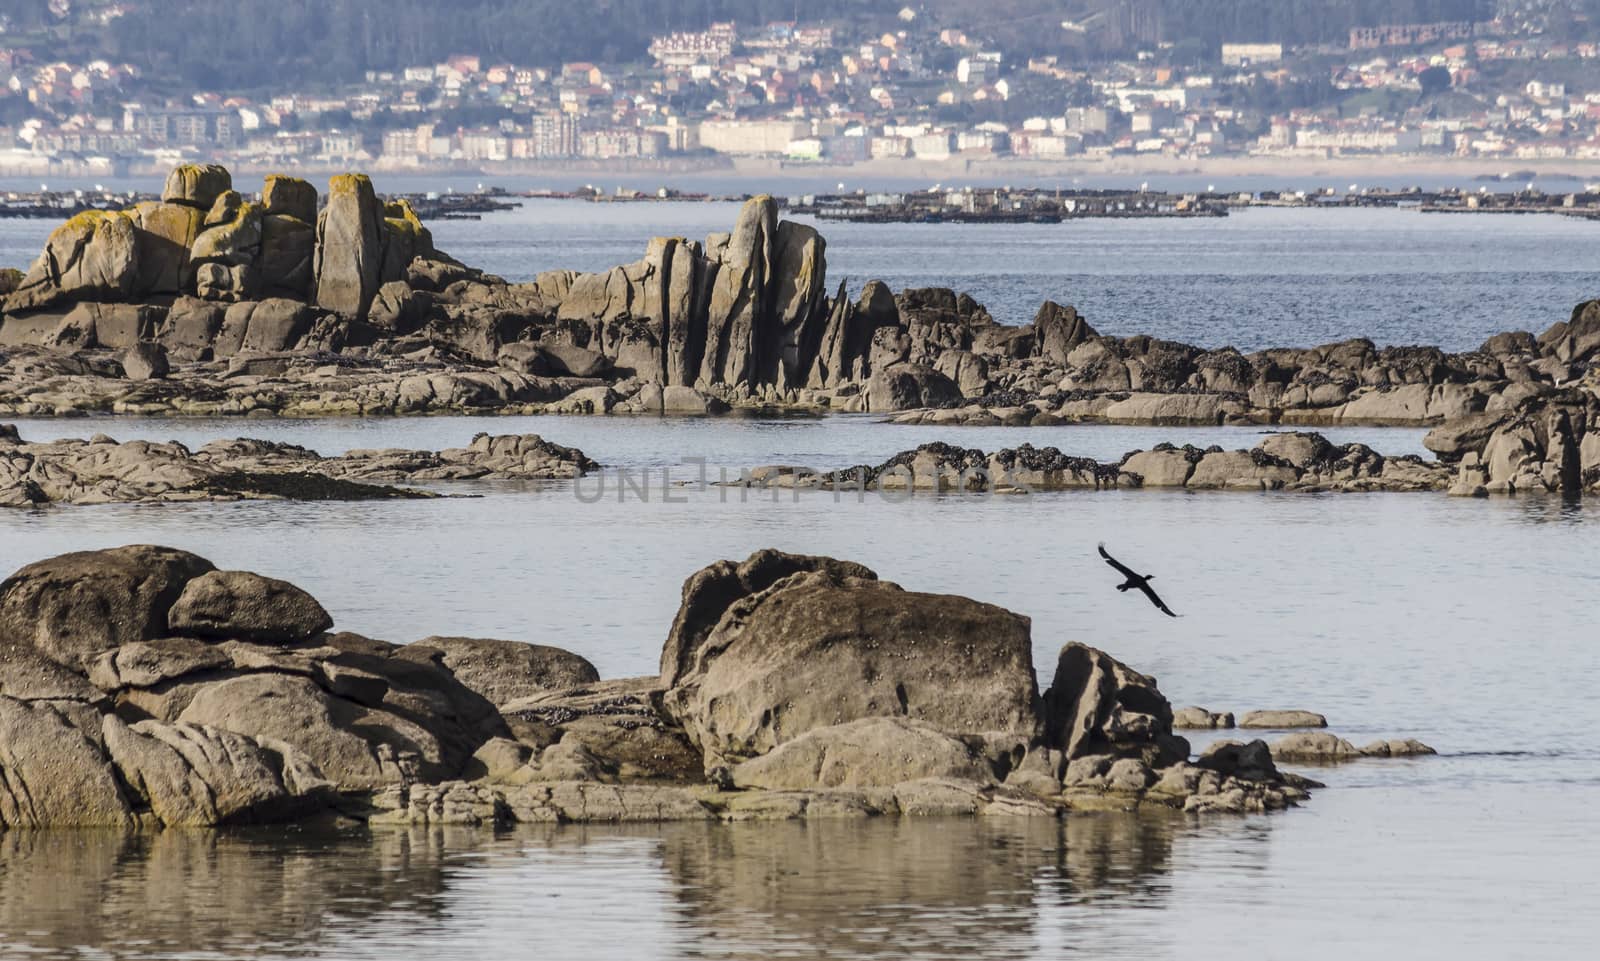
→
(4, 2, 1600, 176)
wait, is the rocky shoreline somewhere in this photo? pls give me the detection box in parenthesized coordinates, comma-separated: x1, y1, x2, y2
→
(1, 427, 594, 506)
(737, 425, 1594, 496)
(7, 422, 1592, 508)
(0, 163, 1595, 497)
(0, 546, 1432, 829)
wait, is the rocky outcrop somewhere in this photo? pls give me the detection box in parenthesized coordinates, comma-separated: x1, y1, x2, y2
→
(0, 544, 1436, 829)
(0, 545, 508, 825)
(6, 164, 1596, 483)
(313, 174, 385, 320)
(1, 428, 595, 507)
(659, 551, 1039, 770)
(727, 433, 1457, 496)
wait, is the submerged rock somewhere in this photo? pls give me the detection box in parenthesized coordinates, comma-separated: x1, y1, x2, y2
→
(0, 428, 596, 507)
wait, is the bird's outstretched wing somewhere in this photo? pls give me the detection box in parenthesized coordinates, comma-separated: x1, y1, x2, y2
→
(1097, 542, 1138, 579)
(1138, 582, 1180, 618)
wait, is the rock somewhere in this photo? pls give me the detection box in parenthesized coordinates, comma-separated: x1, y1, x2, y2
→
(0, 545, 215, 669)
(122, 342, 170, 381)
(1269, 732, 1361, 762)
(933, 349, 990, 398)
(401, 636, 600, 709)
(1541, 300, 1600, 364)
(101, 714, 331, 826)
(175, 673, 413, 791)
(1033, 301, 1097, 364)
(542, 343, 610, 378)
(1039, 642, 1185, 766)
(1172, 706, 1234, 729)
(379, 199, 436, 282)
(313, 174, 384, 320)
(129, 201, 203, 296)
(5, 210, 139, 311)
(699, 195, 778, 387)
(661, 552, 1039, 767)
(162, 164, 232, 210)
(0, 696, 133, 828)
(729, 716, 995, 790)
(1360, 738, 1437, 758)
(157, 296, 226, 358)
(864, 364, 961, 412)
(1239, 710, 1327, 729)
(258, 214, 316, 300)
(659, 549, 877, 688)
(1187, 450, 1299, 490)
(213, 299, 315, 357)
(166, 569, 332, 644)
(261, 174, 318, 223)
(662, 385, 728, 414)
(1196, 739, 1279, 781)
(1423, 412, 1512, 462)
(1120, 448, 1196, 487)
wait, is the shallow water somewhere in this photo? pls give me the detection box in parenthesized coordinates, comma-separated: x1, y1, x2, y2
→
(3, 208, 1600, 957)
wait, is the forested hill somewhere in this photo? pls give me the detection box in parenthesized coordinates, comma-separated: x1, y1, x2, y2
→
(27, 0, 1497, 91)
(80, 0, 896, 88)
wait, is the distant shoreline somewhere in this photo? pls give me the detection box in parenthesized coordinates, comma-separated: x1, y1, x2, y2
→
(6, 154, 1600, 193)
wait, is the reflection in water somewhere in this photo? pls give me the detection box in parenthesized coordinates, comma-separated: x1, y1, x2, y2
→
(0, 814, 1197, 960)
(0, 827, 467, 958)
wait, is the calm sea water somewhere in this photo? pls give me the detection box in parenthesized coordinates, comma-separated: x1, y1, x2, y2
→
(2, 210, 1599, 959)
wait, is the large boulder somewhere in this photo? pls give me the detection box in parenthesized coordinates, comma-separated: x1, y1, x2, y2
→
(768, 220, 828, 387)
(864, 364, 961, 412)
(661, 552, 1040, 768)
(0, 545, 216, 670)
(1033, 301, 1097, 364)
(3, 210, 140, 312)
(259, 214, 317, 299)
(129, 200, 204, 296)
(658, 548, 876, 688)
(212, 299, 316, 357)
(379, 199, 435, 283)
(166, 570, 332, 644)
(401, 636, 600, 709)
(1039, 642, 1185, 766)
(313, 173, 384, 320)
(262, 174, 318, 223)
(162, 163, 232, 210)
(698, 195, 777, 387)
(190, 192, 265, 302)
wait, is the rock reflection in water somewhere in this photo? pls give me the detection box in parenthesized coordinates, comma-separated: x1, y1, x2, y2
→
(0, 826, 469, 958)
(656, 812, 1181, 960)
(0, 813, 1192, 960)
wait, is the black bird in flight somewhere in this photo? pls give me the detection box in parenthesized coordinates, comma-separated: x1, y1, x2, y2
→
(1098, 543, 1180, 617)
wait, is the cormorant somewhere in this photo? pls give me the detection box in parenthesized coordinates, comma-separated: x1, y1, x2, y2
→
(1098, 543, 1179, 617)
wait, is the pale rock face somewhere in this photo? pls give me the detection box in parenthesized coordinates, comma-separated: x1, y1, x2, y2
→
(1239, 710, 1327, 729)
(6, 211, 141, 311)
(1039, 642, 1185, 767)
(1121, 448, 1196, 487)
(313, 174, 384, 320)
(166, 569, 333, 644)
(261, 174, 318, 224)
(661, 556, 1039, 768)
(122, 342, 170, 381)
(161, 163, 233, 210)
(729, 717, 996, 790)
